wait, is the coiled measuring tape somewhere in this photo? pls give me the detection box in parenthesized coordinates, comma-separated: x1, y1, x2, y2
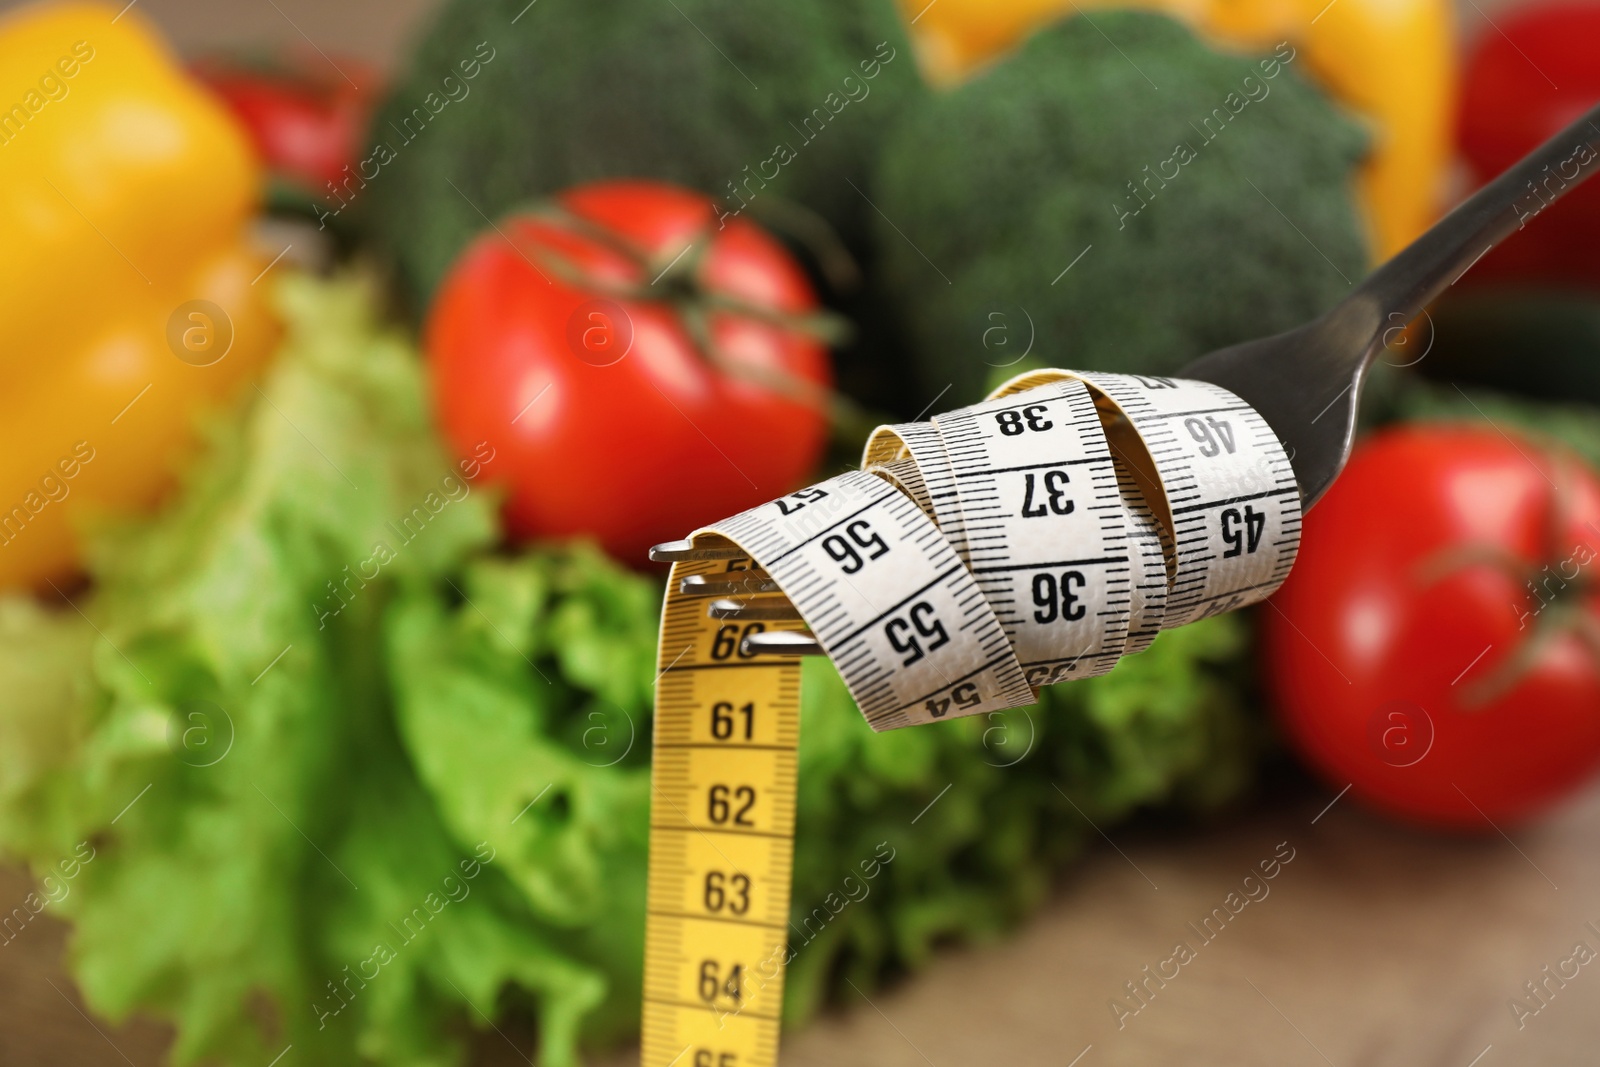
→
(641, 369, 1301, 1066)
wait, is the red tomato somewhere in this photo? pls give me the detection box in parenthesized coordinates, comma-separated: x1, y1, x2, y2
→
(1456, 2, 1600, 291)
(193, 51, 374, 191)
(1263, 426, 1600, 828)
(425, 180, 832, 564)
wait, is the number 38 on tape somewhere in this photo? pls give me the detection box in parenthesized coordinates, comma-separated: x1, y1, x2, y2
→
(641, 369, 1301, 1066)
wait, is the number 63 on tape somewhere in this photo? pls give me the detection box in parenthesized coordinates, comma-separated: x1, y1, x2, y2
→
(641, 369, 1301, 1066)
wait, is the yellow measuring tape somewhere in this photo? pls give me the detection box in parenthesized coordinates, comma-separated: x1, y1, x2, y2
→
(641, 369, 1301, 1065)
(641, 555, 801, 1065)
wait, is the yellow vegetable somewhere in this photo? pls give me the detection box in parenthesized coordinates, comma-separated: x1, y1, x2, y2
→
(900, 0, 1456, 261)
(0, 1, 277, 590)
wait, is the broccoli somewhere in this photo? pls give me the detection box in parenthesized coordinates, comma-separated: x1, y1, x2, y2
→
(870, 11, 1369, 403)
(355, 0, 924, 307)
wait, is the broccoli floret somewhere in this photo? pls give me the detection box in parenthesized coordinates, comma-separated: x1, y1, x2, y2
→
(871, 11, 1369, 403)
(356, 0, 924, 306)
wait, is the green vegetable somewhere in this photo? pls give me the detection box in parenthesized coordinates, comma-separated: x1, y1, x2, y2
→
(0, 274, 1261, 1065)
(356, 0, 924, 307)
(1419, 288, 1600, 407)
(870, 11, 1369, 402)
(0, 273, 541, 1065)
(1395, 375, 1600, 471)
(391, 562, 1261, 1036)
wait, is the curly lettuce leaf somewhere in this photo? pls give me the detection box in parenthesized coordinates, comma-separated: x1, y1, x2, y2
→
(0, 274, 593, 1065)
(385, 550, 1258, 1035)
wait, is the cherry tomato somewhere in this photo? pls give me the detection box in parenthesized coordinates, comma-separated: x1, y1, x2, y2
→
(193, 51, 375, 191)
(1263, 426, 1600, 828)
(425, 180, 833, 564)
(1456, 2, 1600, 291)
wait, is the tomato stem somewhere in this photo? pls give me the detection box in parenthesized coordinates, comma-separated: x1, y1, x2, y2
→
(1416, 452, 1600, 707)
(500, 200, 873, 439)
(744, 195, 862, 294)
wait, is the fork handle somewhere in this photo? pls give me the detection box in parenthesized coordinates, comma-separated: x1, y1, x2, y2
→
(1356, 100, 1600, 325)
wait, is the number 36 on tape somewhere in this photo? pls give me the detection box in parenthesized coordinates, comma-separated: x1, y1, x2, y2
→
(641, 368, 1300, 1066)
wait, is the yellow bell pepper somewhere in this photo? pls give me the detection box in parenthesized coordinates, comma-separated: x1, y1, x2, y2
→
(899, 0, 1456, 262)
(0, 1, 277, 590)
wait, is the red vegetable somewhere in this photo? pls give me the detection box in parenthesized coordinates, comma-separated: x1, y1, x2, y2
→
(193, 51, 374, 192)
(425, 180, 834, 564)
(1456, 1, 1600, 291)
(1264, 426, 1600, 828)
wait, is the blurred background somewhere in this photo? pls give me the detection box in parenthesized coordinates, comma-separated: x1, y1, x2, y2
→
(3, 0, 1600, 1064)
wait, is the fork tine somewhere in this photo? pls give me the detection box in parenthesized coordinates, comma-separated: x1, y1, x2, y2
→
(679, 572, 781, 597)
(742, 630, 822, 657)
(708, 597, 804, 621)
(649, 539, 748, 562)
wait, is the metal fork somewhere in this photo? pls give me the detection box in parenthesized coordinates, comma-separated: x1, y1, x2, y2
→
(1185, 100, 1600, 508)
(655, 101, 1600, 656)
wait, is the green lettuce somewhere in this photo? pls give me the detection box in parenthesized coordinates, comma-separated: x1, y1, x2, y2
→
(0, 274, 1259, 1064)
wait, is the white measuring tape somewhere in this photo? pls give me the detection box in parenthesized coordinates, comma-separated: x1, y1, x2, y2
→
(641, 369, 1301, 1066)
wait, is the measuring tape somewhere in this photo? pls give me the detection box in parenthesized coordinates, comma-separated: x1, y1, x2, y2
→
(641, 369, 1301, 1066)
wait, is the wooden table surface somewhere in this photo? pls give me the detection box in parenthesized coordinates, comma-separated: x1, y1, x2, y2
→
(7, 774, 1600, 1066)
